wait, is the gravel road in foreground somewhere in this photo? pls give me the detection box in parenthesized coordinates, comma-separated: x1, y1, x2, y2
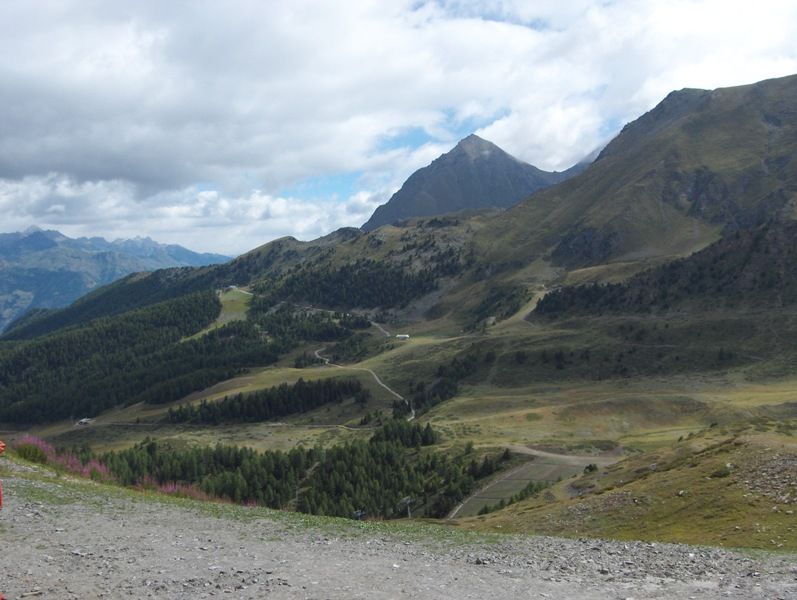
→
(0, 473, 795, 600)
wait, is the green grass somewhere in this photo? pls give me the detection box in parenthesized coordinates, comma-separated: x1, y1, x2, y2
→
(26, 292, 797, 461)
(31, 361, 398, 452)
(183, 287, 251, 340)
(455, 458, 584, 517)
(6, 76, 797, 553)
(456, 426, 797, 551)
(11, 273, 797, 551)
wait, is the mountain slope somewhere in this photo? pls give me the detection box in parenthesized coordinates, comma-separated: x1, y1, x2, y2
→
(4, 74, 797, 559)
(362, 135, 583, 231)
(2, 217, 483, 340)
(13, 74, 797, 339)
(0, 228, 229, 332)
(535, 221, 797, 316)
(479, 73, 797, 270)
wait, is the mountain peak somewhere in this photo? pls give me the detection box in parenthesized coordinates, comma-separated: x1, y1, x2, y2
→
(451, 134, 501, 160)
(455, 133, 489, 146)
(362, 135, 578, 231)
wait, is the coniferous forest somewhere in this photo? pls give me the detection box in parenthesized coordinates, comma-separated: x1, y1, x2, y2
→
(0, 296, 375, 423)
(100, 420, 506, 519)
(534, 223, 797, 317)
(252, 259, 440, 309)
(167, 377, 370, 424)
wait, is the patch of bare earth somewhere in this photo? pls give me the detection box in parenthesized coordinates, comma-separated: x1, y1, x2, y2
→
(736, 448, 797, 505)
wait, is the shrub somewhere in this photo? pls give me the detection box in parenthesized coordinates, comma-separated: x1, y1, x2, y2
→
(13, 435, 55, 464)
(710, 466, 731, 478)
(15, 443, 50, 464)
(11, 435, 114, 482)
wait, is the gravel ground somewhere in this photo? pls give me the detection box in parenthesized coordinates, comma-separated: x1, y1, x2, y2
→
(1, 473, 795, 600)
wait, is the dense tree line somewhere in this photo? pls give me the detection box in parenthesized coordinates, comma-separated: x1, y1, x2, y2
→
(252, 259, 438, 309)
(2, 267, 208, 340)
(103, 438, 315, 507)
(394, 379, 459, 418)
(249, 306, 365, 343)
(167, 378, 369, 424)
(294, 352, 324, 368)
(370, 419, 438, 446)
(0, 292, 235, 422)
(0, 291, 219, 379)
(533, 282, 629, 316)
(535, 223, 797, 317)
(0, 305, 331, 422)
(328, 332, 371, 362)
(1, 236, 328, 341)
(0, 293, 382, 423)
(436, 352, 481, 380)
(299, 439, 432, 517)
(100, 421, 508, 519)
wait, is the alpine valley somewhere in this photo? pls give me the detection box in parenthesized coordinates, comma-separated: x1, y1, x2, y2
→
(0, 227, 229, 332)
(2, 73, 797, 553)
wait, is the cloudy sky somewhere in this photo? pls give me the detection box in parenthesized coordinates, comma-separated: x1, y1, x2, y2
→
(2, 0, 796, 255)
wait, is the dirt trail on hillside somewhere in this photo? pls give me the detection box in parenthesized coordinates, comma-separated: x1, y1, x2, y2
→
(505, 445, 619, 467)
(313, 347, 414, 419)
(1, 467, 795, 600)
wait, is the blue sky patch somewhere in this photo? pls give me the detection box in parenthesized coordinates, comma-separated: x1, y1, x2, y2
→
(278, 171, 363, 202)
(377, 127, 435, 152)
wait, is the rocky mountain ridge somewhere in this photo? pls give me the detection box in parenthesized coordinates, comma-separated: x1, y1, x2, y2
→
(361, 134, 585, 231)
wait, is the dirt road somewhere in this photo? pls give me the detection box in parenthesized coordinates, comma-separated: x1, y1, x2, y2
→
(314, 347, 414, 419)
(504, 445, 619, 467)
(1, 463, 795, 600)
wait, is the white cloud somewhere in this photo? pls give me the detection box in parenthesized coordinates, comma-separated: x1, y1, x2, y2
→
(0, 174, 383, 255)
(1, 0, 796, 253)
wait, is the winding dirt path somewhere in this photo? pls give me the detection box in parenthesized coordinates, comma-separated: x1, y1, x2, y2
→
(504, 445, 618, 467)
(314, 348, 414, 420)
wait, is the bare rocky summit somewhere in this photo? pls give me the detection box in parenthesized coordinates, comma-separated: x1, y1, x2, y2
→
(361, 135, 583, 232)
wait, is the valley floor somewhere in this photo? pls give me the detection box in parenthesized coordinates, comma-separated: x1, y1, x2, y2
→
(1, 460, 795, 600)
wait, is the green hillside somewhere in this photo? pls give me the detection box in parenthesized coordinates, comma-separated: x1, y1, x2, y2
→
(478, 74, 797, 270)
(3, 73, 797, 550)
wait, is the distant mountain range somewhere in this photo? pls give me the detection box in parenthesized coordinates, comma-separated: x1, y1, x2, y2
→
(361, 134, 587, 231)
(0, 227, 229, 331)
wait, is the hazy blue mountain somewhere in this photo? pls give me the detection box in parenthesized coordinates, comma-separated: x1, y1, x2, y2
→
(0, 227, 229, 331)
(361, 134, 585, 231)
